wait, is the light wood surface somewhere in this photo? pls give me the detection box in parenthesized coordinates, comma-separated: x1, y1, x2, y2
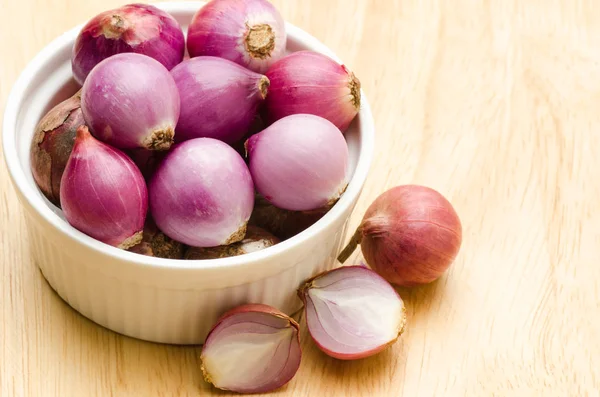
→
(2, 0, 599, 395)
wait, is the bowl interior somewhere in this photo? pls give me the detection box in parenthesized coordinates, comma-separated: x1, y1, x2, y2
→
(3, 2, 374, 269)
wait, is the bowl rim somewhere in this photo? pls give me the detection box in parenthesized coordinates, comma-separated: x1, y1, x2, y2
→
(1, 1, 375, 273)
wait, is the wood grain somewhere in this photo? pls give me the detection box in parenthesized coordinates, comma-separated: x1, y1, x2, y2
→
(2, 0, 600, 395)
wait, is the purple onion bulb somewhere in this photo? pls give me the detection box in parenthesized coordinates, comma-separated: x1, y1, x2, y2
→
(247, 114, 349, 211)
(187, 0, 286, 73)
(149, 138, 254, 247)
(81, 53, 180, 151)
(171, 57, 269, 144)
(265, 51, 361, 132)
(60, 126, 148, 248)
(72, 3, 185, 85)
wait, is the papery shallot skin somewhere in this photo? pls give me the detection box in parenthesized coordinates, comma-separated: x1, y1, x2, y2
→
(128, 217, 184, 259)
(187, 0, 287, 73)
(184, 225, 279, 259)
(171, 56, 269, 144)
(149, 138, 254, 247)
(265, 51, 361, 131)
(360, 185, 463, 286)
(72, 3, 185, 85)
(60, 126, 148, 249)
(249, 194, 328, 240)
(30, 90, 85, 206)
(81, 53, 180, 151)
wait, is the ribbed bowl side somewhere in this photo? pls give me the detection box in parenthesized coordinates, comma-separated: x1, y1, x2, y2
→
(25, 213, 348, 344)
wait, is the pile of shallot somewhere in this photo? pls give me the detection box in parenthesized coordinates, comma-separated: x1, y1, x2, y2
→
(30, 0, 464, 394)
(31, 0, 359, 258)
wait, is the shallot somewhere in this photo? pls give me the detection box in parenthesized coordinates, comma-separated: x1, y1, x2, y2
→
(338, 185, 462, 286)
(81, 53, 180, 151)
(201, 304, 301, 393)
(246, 114, 349, 211)
(149, 138, 254, 247)
(72, 3, 185, 84)
(265, 51, 361, 131)
(60, 126, 147, 248)
(171, 57, 269, 144)
(30, 90, 85, 206)
(298, 266, 407, 360)
(187, 0, 286, 73)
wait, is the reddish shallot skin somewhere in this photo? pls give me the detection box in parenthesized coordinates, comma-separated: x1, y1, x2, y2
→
(361, 185, 462, 286)
(201, 303, 302, 393)
(72, 3, 185, 85)
(30, 90, 85, 206)
(149, 138, 254, 247)
(60, 126, 147, 249)
(187, 0, 286, 73)
(265, 51, 361, 131)
(170, 57, 269, 144)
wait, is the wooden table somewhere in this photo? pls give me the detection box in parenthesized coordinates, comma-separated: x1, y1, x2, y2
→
(2, 0, 599, 395)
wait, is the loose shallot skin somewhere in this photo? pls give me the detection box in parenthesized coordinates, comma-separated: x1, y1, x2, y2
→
(184, 225, 279, 259)
(249, 194, 328, 240)
(72, 3, 185, 85)
(265, 51, 361, 131)
(81, 53, 180, 151)
(30, 90, 85, 206)
(187, 0, 286, 73)
(171, 57, 269, 144)
(149, 138, 255, 247)
(60, 126, 148, 249)
(128, 217, 184, 259)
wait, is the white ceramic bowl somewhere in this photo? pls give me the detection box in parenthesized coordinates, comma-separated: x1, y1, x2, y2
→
(2, 2, 374, 344)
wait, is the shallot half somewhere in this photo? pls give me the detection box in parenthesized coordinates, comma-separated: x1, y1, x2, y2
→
(60, 126, 147, 248)
(149, 138, 254, 247)
(72, 3, 185, 84)
(249, 194, 328, 240)
(246, 114, 349, 211)
(201, 304, 301, 393)
(265, 51, 361, 131)
(338, 185, 462, 286)
(81, 53, 180, 151)
(299, 266, 407, 360)
(30, 90, 85, 206)
(171, 57, 269, 144)
(187, 0, 286, 73)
